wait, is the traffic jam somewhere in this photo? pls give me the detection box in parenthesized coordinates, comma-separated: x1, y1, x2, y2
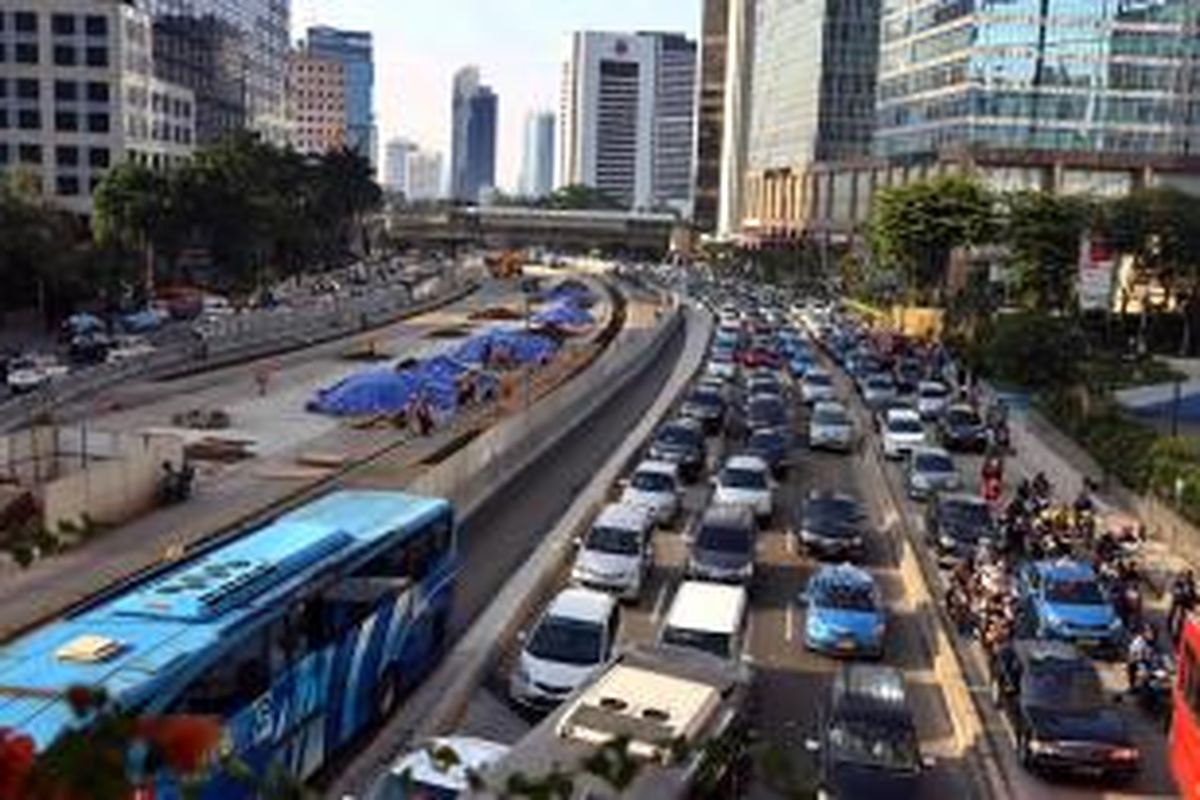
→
(383, 275, 1187, 799)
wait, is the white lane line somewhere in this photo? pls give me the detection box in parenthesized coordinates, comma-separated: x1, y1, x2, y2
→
(785, 603, 795, 642)
(651, 583, 670, 624)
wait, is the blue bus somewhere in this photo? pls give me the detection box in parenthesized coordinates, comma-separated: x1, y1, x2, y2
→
(0, 489, 457, 796)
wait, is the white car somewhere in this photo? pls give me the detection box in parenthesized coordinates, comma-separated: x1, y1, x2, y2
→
(809, 401, 855, 452)
(712, 454, 774, 522)
(105, 336, 157, 365)
(916, 381, 951, 420)
(907, 446, 962, 500)
(861, 373, 897, 409)
(386, 736, 509, 797)
(881, 408, 927, 459)
(6, 355, 68, 394)
(571, 503, 653, 600)
(620, 460, 681, 526)
(705, 355, 738, 381)
(802, 368, 836, 405)
(510, 588, 619, 710)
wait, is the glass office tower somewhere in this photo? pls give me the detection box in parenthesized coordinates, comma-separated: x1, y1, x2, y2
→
(876, 0, 1200, 161)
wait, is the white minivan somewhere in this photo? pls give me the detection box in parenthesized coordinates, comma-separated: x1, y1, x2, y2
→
(571, 503, 654, 600)
(659, 581, 748, 661)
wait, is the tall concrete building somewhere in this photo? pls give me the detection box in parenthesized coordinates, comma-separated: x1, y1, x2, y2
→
(142, 0, 290, 146)
(558, 30, 696, 211)
(384, 137, 417, 194)
(519, 110, 555, 198)
(693, 0, 729, 234)
(305, 26, 375, 168)
(742, 0, 879, 235)
(405, 148, 443, 201)
(450, 66, 497, 203)
(0, 0, 195, 214)
(288, 49, 345, 154)
(717, 0, 754, 237)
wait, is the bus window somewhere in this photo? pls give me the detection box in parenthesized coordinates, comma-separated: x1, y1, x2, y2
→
(170, 629, 270, 715)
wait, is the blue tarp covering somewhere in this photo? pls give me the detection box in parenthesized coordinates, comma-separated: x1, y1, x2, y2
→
(452, 329, 558, 366)
(537, 281, 596, 307)
(531, 301, 595, 328)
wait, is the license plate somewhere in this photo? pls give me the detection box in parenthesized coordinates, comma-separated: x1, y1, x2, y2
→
(1077, 638, 1099, 648)
(837, 639, 856, 651)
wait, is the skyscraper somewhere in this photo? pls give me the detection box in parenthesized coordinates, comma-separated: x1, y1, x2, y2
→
(384, 137, 417, 193)
(305, 26, 375, 167)
(288, 49, 346, 154)
(558, 30, 695, 211)
(718, 0, 754, 236)
(693, 0, 730, 234)
(520, 111, 555, 198)
(742, 0, 879, 233)
(405, 149, 443, 201)
(450, 66, 497, 203)
(650, 32, 697, 215)
(141, 0, 290, 145)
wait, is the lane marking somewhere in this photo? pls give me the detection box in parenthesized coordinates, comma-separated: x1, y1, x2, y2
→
(651, 583, 670, 624)
(785, 602, 795, 642)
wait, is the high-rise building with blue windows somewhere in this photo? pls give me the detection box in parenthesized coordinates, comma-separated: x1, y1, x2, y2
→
(520, 111, 555, 198)
(450, 66, 497, 203)
(305, 25, 375, 168)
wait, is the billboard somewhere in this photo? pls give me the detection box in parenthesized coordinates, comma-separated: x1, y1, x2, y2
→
(1078, 232, 1117, 311)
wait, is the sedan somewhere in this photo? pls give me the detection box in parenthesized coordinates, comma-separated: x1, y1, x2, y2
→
(620, 460, 681, 526)
(990, 639, 1139, 781)
(926, 494, 998, 567)
(906, 446, 961, 501)
(809, 401, 855, 452)
(747, 393, 788, 432)
(712, 454, 774, 523)
(916, 381, 950, 420)
(938, 403, 989, 453)
(648, 418, 706, 482)
(802, 369, 837, 405)
(687, 503, 757, 584)
(796, 491, 867, 561)
(1018, 560, 1123, 655)
(801, 564, 886, 658)
(881, 408, 927, 460)
(747, 427, 791, 477)
(861, 373, 898, 410)
(680, 387, 727, 435)
(740, 347, 781, 369)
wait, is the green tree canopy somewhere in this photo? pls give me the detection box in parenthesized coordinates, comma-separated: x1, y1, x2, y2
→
(542, 184, 624, 211)
(1004, 191, 1092, 313)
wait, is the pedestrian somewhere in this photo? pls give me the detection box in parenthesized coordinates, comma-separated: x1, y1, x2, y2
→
(415, 394, 434, 436)
(254, 365, 271, 396)
(1169, 569, 1198, 644)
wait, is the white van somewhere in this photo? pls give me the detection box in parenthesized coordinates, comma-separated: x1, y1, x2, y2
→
(659, 581, 748, 661)
(571, 503, 654, 600)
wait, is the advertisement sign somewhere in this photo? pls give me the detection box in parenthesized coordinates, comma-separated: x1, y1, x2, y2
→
(1078, 233, 1117, 311)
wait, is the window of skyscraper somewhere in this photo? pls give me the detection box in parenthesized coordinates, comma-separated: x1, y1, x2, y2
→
(0, 144, 8, 165)
(55, 81, 77, 102)
(18, 144, 41, 164)
(51, 14, 75, 36)
(54, 46, 78, 67)
(87, 112, 110, 133)
(84, 16, 107, 38)
(89, 147, 110, 168)
(55, 146, 78, 167)
(85, 47, 108, 68)
(16, 79, 38, 100)
(56, 175, 80, 197)
(17, 110, 40, 130)
(0, 110, 8, 130)
(14, 12, 36, 34)
(55, 111, 79, 131)
(87, 82, 110, 103)
(15, 43, 38, 65)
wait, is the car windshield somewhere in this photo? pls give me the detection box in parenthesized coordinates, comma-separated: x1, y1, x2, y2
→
(631, 471, 674, 493)
(806, 498, 860, 524)
(1045, 577, 1106, 605)
(888, 417, 923, 434)
(815, 581, 876, 612)
(867, 376, 894, 389)
(586, 525, 640, 555)
(947, 409, 980, 426)
(662, 627, 731, 659)
(942, 501, 991, 532)
(814, 407, 849, 425)
(806, 373, 832, 386)
(915, 453, 954, 473)
(1022, 658, 1106, 712)
(749, 432, 785, 451)
(721, 467, 767, 490)
(920, 385, 948, 398)
(828, 720, 920, 772)
(526, 616, 604, 666)
(689, 391, 721, 408)
(657, 425, 699, 447)
(697, 523, 751, 553)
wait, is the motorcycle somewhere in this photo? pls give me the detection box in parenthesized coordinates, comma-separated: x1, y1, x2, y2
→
(1130, 651, 1174, 723)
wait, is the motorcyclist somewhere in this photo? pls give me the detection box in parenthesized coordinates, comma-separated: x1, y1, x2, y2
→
(1169, 569, 1198, 645)
(1032, 471, 1051, 500)
(1127, 624, 1159, 693)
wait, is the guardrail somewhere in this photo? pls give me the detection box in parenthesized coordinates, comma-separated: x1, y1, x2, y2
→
(0, 273, 464, 433)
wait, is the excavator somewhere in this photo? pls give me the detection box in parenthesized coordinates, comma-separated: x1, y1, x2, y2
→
(485, 250, 524, 279)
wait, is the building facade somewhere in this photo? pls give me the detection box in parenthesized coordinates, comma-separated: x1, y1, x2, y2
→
(287, 49, 344, 154)
(304, 25, 374, 167)
(718, 0, 755, 236)
(519, 110, 554, 198)
(383, 136, 416, 193)
(742, 0, 879, 235)
(0, 0, 195, 215)
(405, 148, 443, 201)
(693, 0, 729, 233)
(142, 0, 289, 146)
(450, 65, 497, 203)
(558, 30, 695, 211)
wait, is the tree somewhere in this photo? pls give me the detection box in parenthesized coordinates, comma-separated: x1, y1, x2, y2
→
(542, 184, 623, 211)
(1004, 191, 1091, 313)
(868, 175, 995, 302)
(92, 161, 172, 298)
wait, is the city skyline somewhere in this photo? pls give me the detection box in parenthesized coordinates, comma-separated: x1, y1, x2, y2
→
(292, 0, 697, 191)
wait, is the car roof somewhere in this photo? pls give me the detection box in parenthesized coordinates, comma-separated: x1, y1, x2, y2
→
(545, 587, 618, 624)
(1010, 638, 1084, 666)
(886, 407, 921, 421)
(633, 459, 679, 477)
(918, 381, 947, 392)
(663, 417, 703, 432)
(831, 664, 913, 724)
(390, 736, 510, 790)
(945, 403, 978, 415)
(911, 445, 951, 460)
(937, 492, 987, 507)
(805, 368, 831, 378)
(1032, 558, 1097, 582)
(811, 563, 876, 590)
(701, 503, 756, 527)
(812, 400, 847, 414)
(593, 502, 652, 532)
(665, 582, 747, 634)
(723, 454, 768, 472)
(805, 489, 860, 505)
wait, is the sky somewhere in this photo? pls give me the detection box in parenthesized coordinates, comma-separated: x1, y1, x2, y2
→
(292, 0, 700, 191)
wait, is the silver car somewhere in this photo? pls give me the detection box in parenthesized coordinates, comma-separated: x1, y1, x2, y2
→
(809, 401, 855, 452)
(906, 446, 962, 501)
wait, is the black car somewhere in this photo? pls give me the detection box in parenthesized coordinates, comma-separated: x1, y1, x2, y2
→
(747, 427, 790, 476)
(938, 404, 989, 452)
(648, 418, 707, 481)
(796, 491, 867, 561)
(746, 393, 788, 431)
(680, 388, 727, 435)
(926, 494, 999, 566)
(989, 639, 1140, 781)
(687, 503, 757, 584)
(809, 664, 928, 800)
(895, 358, 924, 394)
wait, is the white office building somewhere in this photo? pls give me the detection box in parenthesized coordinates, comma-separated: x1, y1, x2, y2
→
(383, 137, 417, 193)
(0, 0, 195, 215)
(405, 148, 442, 201)
(519, 110, 554, 198)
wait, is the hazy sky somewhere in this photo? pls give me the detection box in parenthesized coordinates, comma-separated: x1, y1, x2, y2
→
(293, 0, 700, 190)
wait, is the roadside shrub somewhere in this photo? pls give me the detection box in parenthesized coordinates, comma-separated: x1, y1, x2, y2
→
(980, 312, 1085, 390)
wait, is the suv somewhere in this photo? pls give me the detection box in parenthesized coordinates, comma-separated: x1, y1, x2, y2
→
(687, 504, 758, 584)
(659, 580, 748, 661)
(808, 664, 929, 799)
(571, 503, 653, 600)
(989, 639, 1139, 781)
(510, 587, 620, 710)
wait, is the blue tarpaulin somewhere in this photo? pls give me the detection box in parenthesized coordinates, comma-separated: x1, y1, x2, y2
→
(531, 301, 595, 328)
(537, 281, 596, 307)
(452, 329, 558, 366)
